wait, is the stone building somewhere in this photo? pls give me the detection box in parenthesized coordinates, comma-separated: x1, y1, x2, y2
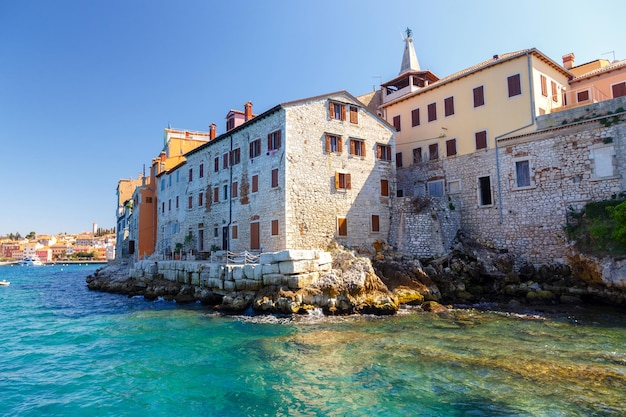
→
(155, 91, 395, 255)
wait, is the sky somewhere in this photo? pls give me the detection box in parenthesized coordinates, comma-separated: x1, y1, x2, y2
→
(0, 0, 623, 236)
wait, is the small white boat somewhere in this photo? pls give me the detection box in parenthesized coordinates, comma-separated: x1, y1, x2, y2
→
(0, 280, 9, 286)
(18, 257, 44, 266)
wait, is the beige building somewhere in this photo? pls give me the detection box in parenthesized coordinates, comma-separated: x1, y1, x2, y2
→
(156, 92, 395, 255)
(378, 31, 571, 198)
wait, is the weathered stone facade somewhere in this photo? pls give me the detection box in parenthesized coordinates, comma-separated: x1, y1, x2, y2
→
(156, 91, 395, 255)
(394, 98, 626, 265)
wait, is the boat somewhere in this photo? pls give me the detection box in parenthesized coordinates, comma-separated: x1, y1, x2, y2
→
(0, 280, 9, 286)
(18, 257, 44, 266)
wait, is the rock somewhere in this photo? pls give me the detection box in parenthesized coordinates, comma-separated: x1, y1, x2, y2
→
(421, 301, 448, 313)
(393, 286, 424, 305)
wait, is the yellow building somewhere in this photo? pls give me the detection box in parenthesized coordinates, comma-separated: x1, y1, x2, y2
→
(378, 30, 571, 184)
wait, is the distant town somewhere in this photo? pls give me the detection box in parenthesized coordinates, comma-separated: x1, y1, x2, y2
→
(0, 223, 115, 263)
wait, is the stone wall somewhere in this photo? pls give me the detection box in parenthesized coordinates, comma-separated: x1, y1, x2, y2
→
(130, 249, 333, 293)
(394, 98, 626, 266)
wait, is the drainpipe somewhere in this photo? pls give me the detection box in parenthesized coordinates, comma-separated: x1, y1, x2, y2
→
(227, 134, 233, 252)
(495, 50, 536, 224)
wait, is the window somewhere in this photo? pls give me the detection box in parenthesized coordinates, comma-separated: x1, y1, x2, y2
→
(444, 96, 454, 117)
(168, 199, 171, 211)
(250, 139, 261, 158)
(350, 139, 366, 157)
(515, 160, 531, 188)
(231, 225, 238, 239)
(160, 179, 165, 191)
(176, 171, 179, 182)
(411, 108, 420, 126)
(577, 90, 590, 102)
(377, 144, 392, 161)
(475, 130, 488, 150)
(271, 220, 279, 236)
(380, 179, 389, 197)
(393, 115, 401, 131)
(325, 135, 343, 153)
(188, 195, 193, 209)
(271, 169, 279, 188)
(223, 185, 228, 200)
(162, 202, 165, 213)
(176, 196, 179, 208)
(232, 181, 238, 198)
(223, 153, 229, 169)
(396, 152, 403, 168)
(427, 102, 437, 122)
(428, 143, 439, 160)
(199, 163, 204, 178)
(188, 168, 193, 182)
(371, 215, 380, 232)
(335, 172, 351, 190)
(230, 148, 241, 165)
(268, 130, 281, 151)
(413, 147, 422, 164)
(214, 227, 218, 238)
(427, 180, 444, 197)
(198, 192, 204, 206)
(478, 176, 492, 206)
(540, 75, 547, 97)
(213, 187, 219, 203)
(507, 74, 521, 97)
(349, 105, 358, 124)
(446, 139, 457, 157)
(551, 81, 557, 102)
(612, 82, 626, 98)
(168, 176, 172, 187)
(214, 157, 219, 172)
(397, 189, 404, 197)
(448, 180, 461, 194)
(473, 86, 485, 107)
(591, 145, 615, 178)
(252, 175, 259, 193)
(337, 217, 347, 236)
(330, 101, 346, 121)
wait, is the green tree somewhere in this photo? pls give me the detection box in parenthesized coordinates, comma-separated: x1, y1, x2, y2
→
(26, 231, 36, 239)
(607, 201, 626, 243)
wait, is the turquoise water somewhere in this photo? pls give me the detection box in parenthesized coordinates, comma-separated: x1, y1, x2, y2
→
(0, 265, 624, 416)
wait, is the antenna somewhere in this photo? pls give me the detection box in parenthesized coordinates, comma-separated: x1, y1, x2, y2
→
(602, 50, 616, 62)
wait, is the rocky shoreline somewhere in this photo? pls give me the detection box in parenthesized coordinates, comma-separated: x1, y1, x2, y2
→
(87, 233, 626, 315)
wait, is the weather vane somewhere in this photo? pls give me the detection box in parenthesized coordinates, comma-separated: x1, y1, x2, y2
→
(405, 27, 412, 38)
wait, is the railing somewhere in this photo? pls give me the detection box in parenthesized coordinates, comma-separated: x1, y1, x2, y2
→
(547, 85, 609, 113)
(225, 250, 260, 265)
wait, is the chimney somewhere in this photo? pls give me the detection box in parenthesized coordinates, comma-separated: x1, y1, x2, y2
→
(209, 123, 216, 140)
(160, 151, 166, 163)
(562, 53, 575, 70)
(244, 101, 253, 121)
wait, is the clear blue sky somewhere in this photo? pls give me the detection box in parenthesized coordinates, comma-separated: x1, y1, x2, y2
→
(0, 0, 623, 236)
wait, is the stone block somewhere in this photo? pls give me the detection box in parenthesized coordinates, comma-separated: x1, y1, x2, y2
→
(232, 266, 244, 280)
(190, 272, 200, 286)
(244, 279, 262, 291)
(262, 263, 280, 274)
(208, 264, 221, 279)
(243, 264, 255, 279)
(263, 273, 286, 286)
(207, 278, 223, 290)
(259, 253, 275, 264)
(223, 280, 236, 292)
(317, 251, 333, 265)
(286, 272, 319, 289)
(279, 260, 318, 275)
(273, 249, 316, 262)
(253, 264, 263, 281)
(234, 279, 247, 291)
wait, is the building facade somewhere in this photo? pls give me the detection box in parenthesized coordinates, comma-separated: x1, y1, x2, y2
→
(155, 92, 396, 255)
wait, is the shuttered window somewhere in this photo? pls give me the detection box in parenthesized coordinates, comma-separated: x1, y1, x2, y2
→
(551, 81, 557, 102)
(335, 172, 351, 190)
(413, 147, 422, 163)
(231, 225, 238, 239)
(325, 135, 342, 153)
(612, 82, 626, 98)
(475, 131, 488, 150)
(329, 102, 346, 121)
(396, 152, 403, 168)
(271, 169, 278, 188)
(252, 175, 259, 193)
(540, 75, 547, 97)
(380, 179, 389, 197)
(446, 139, 457, 157)
(427, 103, 437, 122)
(350, 139, 366, 157)
(268, 130, 281, 151)
(473, 86, 485, 107)
(213, 187, 219, 203)
(271, 220, 279, 236)
(444, 97, 454, 117)
(349, 106, 358, 124)
(507, 74, 521, 97)
(249, 139, 261, 158)
(411, 108, 420, 126)
(428, 143, 439, 160)
(232, 181, 238, 198)
(393, 115, 401, 131)
(371, 215, 380, 232)
(337, 218, 347, 236)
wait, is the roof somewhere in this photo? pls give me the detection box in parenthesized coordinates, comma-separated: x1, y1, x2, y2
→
(381, 48, 573, 108)
(399, 36, 420, 74)
(185, 90, 395, 158)
(571, 59, 626, 82)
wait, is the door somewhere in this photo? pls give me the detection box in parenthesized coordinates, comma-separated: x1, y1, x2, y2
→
(250, 222, 260, 250)
(222, 227, 229, 252)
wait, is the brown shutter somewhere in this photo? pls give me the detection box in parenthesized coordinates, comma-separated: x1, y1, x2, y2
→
(350, 106, 358, 124)
(341, 104, 346, 121)
(377, 145, 382, 159)
(325, 135, 331, 152)
(277, 130, 281, 149)
(250, 222, 260, 249)
(381, 179, 389, 196)
(346, 174, 351, 190)
(350, 140, 355, 155)
(252, 175, 258, 192)
(335, 172, 340, 189)
(371, 215, 380, 232)
(267, 133, 272, 150)
(338, 137, 343, 153)
(329, 102, 335, 119)
(362, 142, 366, 157)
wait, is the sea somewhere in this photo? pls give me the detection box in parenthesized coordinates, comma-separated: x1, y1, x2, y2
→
(0, 264, 624, 417)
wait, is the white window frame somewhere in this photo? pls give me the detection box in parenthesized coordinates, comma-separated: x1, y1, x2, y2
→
(447, 179, 461, 194)
(590, 144, 616, 180)
(512, 157, 535, 190)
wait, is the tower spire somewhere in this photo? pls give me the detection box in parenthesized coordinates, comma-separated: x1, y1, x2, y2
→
(399, 27, 420, 74)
